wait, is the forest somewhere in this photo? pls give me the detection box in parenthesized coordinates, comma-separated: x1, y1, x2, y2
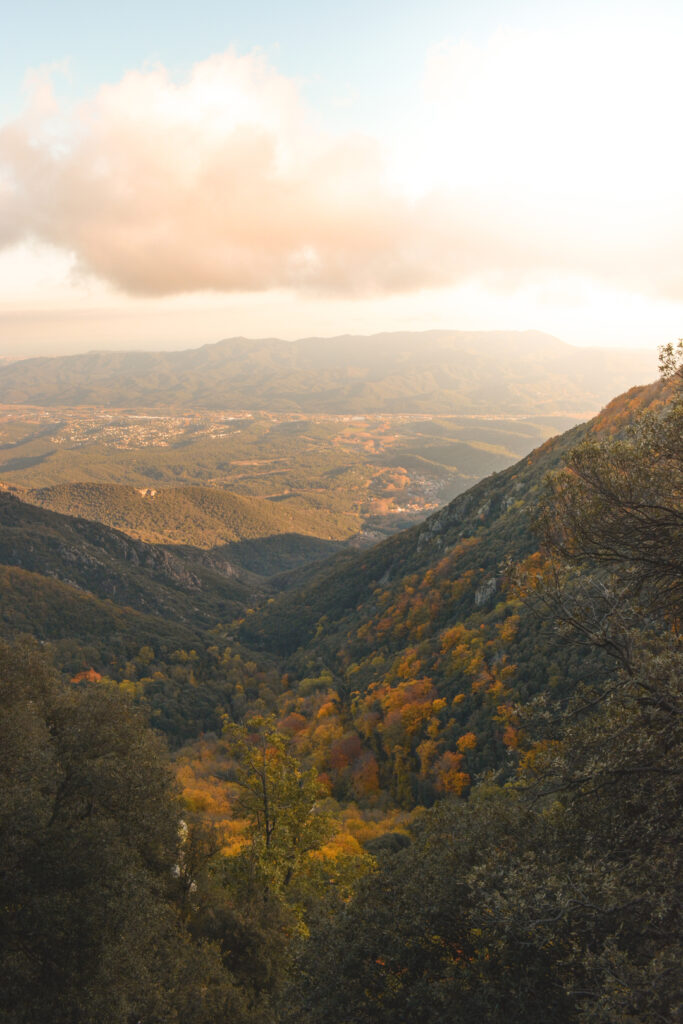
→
(0, 345, 680, 1023)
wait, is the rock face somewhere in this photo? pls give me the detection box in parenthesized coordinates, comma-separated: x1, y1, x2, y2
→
(0, 491, 253, 626)
(474, 578, 498, 606)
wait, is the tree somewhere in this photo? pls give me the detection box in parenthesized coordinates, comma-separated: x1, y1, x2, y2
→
(294, 360, 682, 1024)
(515, 359, 683, 1022)
(290, 784, 574, 1024)
(174, 716, 337, 1021)
(0, 639, 247, 1024)
(536, 378, 682, 626)
(223, 715, 334, 894)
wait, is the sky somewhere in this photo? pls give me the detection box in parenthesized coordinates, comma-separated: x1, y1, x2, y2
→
(0, 0, 682, 356)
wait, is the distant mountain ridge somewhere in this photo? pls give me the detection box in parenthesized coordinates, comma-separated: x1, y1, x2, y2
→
(0, 331, 656, 414)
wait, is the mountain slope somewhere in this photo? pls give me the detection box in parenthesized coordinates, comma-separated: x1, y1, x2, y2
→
(0, 563, 199, 651)
(241, 379, 668, 659)
(23, 483, 348, 551)
(233, 379, 672, 802)
(0, 331, 656, 414)
(0, 491, 257, 627)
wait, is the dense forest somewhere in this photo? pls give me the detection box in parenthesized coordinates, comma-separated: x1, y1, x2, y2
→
(0, 345, 680, 1022)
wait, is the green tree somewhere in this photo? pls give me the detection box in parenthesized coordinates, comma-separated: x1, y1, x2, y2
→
(515, 357, 682, 1022)
(536, 375, 682, 631)
(0, 639, 247, 1024)
(294, 362, 682, 1024)
(223, 714, 334, 894)
(179, 716, 338, 1021)
(291, 784, 574, 1024)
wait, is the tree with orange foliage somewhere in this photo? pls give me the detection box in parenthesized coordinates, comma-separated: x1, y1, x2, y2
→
(434, 750, 470, 796)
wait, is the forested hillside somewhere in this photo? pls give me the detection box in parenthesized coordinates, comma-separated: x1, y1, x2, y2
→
(229, 377, 670, 805)
(0, 351, 680, 1023)
(23, 483, 343, 549)
(0, 490, 258, 626)
(0, 330, 655, 413)
(292, 351, 682, 1023)
(240, 379, 669, 656)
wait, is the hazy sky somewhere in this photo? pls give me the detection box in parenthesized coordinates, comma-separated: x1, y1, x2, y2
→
(1, 0, 682, 356)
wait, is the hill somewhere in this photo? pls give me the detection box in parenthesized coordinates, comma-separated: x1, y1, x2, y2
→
(234, 378, 672, 801)
(0, 563, 200, 652)
(23, 483, 348, 551)
(0, 490, 258, 628)
(240, 380, 668, 657)
(0, 373, 673, 775)
(0, 330, 656, 414)
(0, 410, 567, 539)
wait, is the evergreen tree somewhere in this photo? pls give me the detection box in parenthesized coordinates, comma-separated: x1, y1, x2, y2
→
(0, 639, 247, 1024)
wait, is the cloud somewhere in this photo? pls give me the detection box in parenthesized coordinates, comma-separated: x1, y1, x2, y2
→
(391, 23, 683, 301)
(0, 37, 682, 301)
(0, 52, 456, 297)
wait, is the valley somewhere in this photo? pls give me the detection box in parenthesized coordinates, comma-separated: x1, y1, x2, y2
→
(0, 405, 581, 547)
(2, 3, 679, 1014)
(0, 342, 678, 1024)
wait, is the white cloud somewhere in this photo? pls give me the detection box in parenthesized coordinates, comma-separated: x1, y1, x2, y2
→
(0, 34, 682, 303)
(401, 24, 682, 198)
(0, 52, 453, 297)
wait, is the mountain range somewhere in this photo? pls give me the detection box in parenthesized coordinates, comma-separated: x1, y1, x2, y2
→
(0, 331, 656, 413)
